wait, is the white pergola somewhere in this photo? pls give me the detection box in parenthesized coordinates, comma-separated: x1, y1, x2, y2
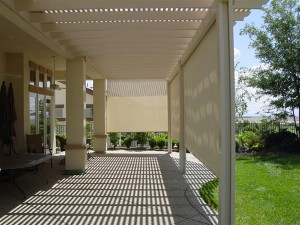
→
(0, 0, 267, 224)
(1, 0, 265, 79)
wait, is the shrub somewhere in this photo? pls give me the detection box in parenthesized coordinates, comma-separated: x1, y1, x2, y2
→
(133, 132, 148, 148)
(147, 133, 157, 149)
(262, 130, 299, 152)
(108, 132, 121, 149)
(148, 138, 156, 149)
(172, 139, 179, 148)
(156, 135, 167, 149)
(235, 140, 240, 152)
(236, 131, 264, 152)
(86, 121, 93, 139)
(123, 136, 133, 149)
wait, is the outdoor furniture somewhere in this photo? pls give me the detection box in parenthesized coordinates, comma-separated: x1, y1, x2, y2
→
(0, 154, 52, 198)
(26, 134, 53, 168)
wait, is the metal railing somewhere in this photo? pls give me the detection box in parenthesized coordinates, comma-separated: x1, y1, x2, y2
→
(235, 122, 297, 135)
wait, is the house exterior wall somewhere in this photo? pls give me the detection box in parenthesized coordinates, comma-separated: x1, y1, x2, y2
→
(0, 52, 6, 73)
(55, 84, 93, 124)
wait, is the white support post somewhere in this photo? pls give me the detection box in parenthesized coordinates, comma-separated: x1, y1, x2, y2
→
(93, 79, 107, 153)
(65, 57, 87, 172)
(218, 0, 235, 224)
(178, 62, 186, 173)
(167, 81, 172, 154)
(50, 94, 56, 154)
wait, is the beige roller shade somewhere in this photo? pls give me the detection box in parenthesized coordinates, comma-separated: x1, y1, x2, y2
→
(170, 74, 180, 140)
(183, 22, 220, 176)
(107, 80, 167, 132)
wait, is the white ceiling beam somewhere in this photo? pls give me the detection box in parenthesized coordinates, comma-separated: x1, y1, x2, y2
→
(78, 53, 181, 58)
(50, 30, 196, 39)
(97, 64, 177, 69)
(102, 70, 172, 74)
(88, 55, 179, 60)
(66, 44, 188, 51)
(93, 59, 178, 63)
(101, 68, 172, 73)
(73, 50, 184, 57)
(104, 73, 172, 77)
(104, 73, 170, 79)
(41, 22, 201, 32)
(30, 11, 209, 23)
(15, 0, 214, 11)
(59, 38, 192, 46)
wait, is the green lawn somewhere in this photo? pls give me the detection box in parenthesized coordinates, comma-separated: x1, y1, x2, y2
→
(236, 154, 300, 225)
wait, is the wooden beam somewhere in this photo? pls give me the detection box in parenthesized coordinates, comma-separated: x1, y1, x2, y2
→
(30, 11, 209, 23)
(41, 21, 201, 32)
(15, 0, 214, 11)
(29, 85, 54, 96)
(50, 30, 197, 39)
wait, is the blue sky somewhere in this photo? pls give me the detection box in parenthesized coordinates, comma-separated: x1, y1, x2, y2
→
(234, 9, 265, 116)
(234, 9, 264, 68)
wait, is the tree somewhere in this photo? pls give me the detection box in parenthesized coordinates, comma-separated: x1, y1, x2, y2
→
(148, 132, 157, 149)
(133, 132, 148, 149)
(108, 132, 121, 149)
(241, 0, 300, 136)
(123, 136, 133, 149)
(235, 66, 254, 120)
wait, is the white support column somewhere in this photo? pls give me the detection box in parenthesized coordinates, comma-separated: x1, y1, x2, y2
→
(65, 57, 87, 172)
(50, 94, 56, 154)
(178, 62, 186, 173)
(167, 81, 172, 154)
(217, 0, 235, 224)
(93, 79, 107, 153)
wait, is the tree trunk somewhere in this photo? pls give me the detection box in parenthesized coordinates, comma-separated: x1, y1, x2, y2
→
(298, 107, 300, 138)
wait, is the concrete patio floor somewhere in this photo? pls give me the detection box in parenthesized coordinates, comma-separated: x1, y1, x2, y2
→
(0, 151, 218, 225)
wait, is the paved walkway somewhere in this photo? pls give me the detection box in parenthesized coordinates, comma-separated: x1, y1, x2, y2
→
(0, 151, 218, 225)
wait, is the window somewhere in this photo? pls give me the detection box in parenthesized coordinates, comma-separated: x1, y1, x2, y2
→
(86, 108, 93, 119)
(47, 76, 52, 89)
(29, 61, 54, 148)
(39, 73, 44, 88)
(55, 108, 64, 118)
(30, 70, 36, 85)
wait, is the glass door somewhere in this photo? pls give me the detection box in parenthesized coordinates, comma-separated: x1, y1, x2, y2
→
(46, 97, 51, 149)
(38, 94, 45, 144)
(29, 93, 52, 149)
(29, 93, 37, 134)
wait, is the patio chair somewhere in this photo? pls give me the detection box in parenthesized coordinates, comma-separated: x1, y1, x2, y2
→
(26, 134, 53, 168)
(56, 135, 66, 165)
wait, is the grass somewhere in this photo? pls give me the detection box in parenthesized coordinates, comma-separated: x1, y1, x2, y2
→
(198, 178, 219, 210)
(199, 154, 300, 225)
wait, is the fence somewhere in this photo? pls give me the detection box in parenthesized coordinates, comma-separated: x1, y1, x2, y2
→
(57, 122, 297, 137)
(235, 122, 297, 135)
